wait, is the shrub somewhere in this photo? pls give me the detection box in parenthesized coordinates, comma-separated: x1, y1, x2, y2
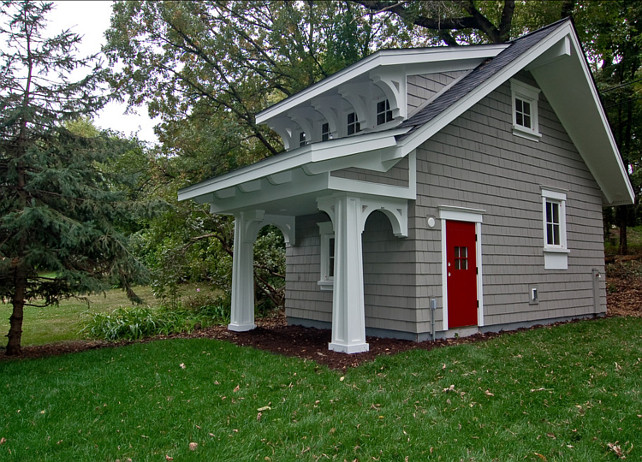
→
(82, 301, 230, 341)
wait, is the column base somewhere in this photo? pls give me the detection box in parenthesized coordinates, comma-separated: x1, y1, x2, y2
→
(228, 323, 256, 332)
(328, 342, 370, 354)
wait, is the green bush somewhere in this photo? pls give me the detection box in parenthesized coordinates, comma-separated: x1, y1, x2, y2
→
(82, 302, 230, 341)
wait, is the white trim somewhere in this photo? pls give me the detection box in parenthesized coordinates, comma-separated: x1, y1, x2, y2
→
(438, 205, 485, 223)
(178, 128, 409, 203)
(256, 46, 507, 124)
(317, 221, 335, 290)
(541, 188, 568, 270)
(511, 79, 541, 140)
(438, 207, 485, 331)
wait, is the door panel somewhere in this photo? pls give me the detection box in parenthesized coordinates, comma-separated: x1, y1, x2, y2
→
(446, 220, 478, 328)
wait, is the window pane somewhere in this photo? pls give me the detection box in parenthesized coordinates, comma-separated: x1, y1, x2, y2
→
(328, 237, 335, 277)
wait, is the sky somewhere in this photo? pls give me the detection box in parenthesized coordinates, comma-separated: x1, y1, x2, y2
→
(46, 1, 159, 144)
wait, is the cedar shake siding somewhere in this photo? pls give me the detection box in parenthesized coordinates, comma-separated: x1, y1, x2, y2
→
(407, 71, 471, 114)
(330, 156, 410, 187)
(285, 77, 606, 339)
(413, 78, 606, 332)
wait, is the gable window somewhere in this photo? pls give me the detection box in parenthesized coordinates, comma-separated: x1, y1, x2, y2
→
(511, 79, 541, 141)
(318, 221, 335, 290)
(376, 99, 393, 125)
(321, 122, 331, 141)
(299, 131, 307, 147)
(347, 112, 361, 135)
(541, 188, 569, 270)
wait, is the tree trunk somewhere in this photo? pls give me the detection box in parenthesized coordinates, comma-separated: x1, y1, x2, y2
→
(618, 206, 629, 255)
(6, 261, 27, 356)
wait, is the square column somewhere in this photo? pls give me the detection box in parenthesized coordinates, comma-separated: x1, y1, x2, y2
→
(328, 195, 369, 353)
(229, 212, 258, 332)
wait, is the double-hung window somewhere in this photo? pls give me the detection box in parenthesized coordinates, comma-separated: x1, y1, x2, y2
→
(317, 222, 335, 290)
(511, 79, 541, 141)
(541, 188, 569, 270)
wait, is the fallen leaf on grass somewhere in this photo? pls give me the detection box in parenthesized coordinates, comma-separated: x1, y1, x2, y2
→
(189, 442, 198, 451)
(484, 390, 494, 396)
(179, 363, 186, 369)
(233, 385, 240, 392)
(443, 384, 455, 392)
(533, 453, 547, 461)
(165, 456, 173, 461)
(607, 442, 625, 459)
(257, 406, 271, 412)
(0, 438, 6, 445)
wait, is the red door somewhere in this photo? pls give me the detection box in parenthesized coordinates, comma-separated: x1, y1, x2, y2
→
(446, 221, 478, 328)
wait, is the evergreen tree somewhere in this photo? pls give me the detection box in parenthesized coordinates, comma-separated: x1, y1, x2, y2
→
(0, 1, 146, 355)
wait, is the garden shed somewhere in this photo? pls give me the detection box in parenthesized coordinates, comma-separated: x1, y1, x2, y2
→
(179, 19, 634, 353)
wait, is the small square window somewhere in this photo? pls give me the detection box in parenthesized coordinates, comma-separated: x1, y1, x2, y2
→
(299, 131, 307, 147)
(511, 80, 541, 141)
(454, 246, 469, 270)
(376, 99, 393, 125)
(347, 112, 361, 135)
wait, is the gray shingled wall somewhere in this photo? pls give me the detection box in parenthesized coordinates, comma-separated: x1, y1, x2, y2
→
(330, 156, 409, 187)
(284, 75, 606, 338)
(413, 78, 606, 332)
(407, 71, 471, 115)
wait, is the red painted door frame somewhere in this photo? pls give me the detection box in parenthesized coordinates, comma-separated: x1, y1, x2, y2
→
(446, 220, 478, 328)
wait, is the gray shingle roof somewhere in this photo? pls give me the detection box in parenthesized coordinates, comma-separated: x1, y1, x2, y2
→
(398, 18, 570, 138)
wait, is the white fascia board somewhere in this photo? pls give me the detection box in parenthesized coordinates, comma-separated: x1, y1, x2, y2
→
(398, 23, 573, 154)
(178, 128, 409, 203)
(256, 46, 507, 125)
(555, 32, 634, 204)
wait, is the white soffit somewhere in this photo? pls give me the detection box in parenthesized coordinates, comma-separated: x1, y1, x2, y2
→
(256, 45, 507, 125)
(177, 127, 409, 203)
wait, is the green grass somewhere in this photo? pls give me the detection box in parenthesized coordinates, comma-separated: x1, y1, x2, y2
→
(1, 316, 640, 461)
(0, 285, 220, 346)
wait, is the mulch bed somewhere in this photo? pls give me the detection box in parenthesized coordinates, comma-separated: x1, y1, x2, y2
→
(1, 270, 640, 369)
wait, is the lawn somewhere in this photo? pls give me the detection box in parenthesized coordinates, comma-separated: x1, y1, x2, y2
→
(0, 285, 216, 346)
(1, 316, 640, 461)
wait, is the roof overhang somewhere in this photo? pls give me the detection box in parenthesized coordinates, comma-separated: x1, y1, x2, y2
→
(397, 20, 634, 206)
(256, 45, 508, 125)
(177, 127, 412, 215)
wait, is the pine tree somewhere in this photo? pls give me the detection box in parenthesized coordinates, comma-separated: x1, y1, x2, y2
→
(0, 1, 146, 355)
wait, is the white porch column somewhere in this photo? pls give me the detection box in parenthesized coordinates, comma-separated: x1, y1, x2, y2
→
(229, 211, 263, 332)
(324, 195, 369, 353)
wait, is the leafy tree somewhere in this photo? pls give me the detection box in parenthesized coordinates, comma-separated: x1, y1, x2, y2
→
(104, 1, 419, 308)
(0, 1, 148, 355)
(573, 0, 642, 254)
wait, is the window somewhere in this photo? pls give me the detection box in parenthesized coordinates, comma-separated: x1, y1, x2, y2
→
(321, 122, 331, 141)
(511, 79, 541, 141)
(541, 188, 569, 270)
(454, 246, 468, 270)
(347, 112, 361, 135)
(299, 131, 307, 147)
(318, 221, 335, 290)
(376, 99, 393, 125)
(545, 200, 560, 246)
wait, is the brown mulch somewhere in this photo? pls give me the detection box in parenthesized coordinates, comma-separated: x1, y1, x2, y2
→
(2, 268, 641, 369)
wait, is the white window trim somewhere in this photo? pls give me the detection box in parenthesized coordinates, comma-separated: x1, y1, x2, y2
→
(511, 79, 541, 141)
(541, 188, 569, 270)
(438, 206, 485, 331)
(317, 221, 334, 290)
